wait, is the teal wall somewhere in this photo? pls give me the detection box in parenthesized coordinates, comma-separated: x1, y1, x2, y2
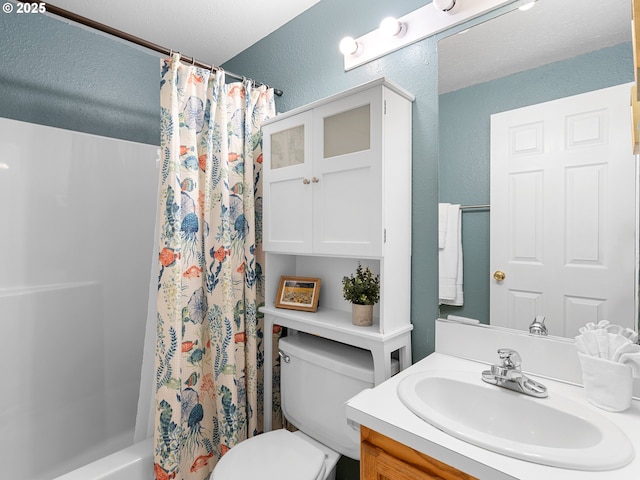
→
(0, 10, 159, 145)
(1, 1, 633, 364)
(0, 3, 634, 479)
(0, 0, 440, 361)
(438, 43, 634, 323)
(224, 0, 441, 360)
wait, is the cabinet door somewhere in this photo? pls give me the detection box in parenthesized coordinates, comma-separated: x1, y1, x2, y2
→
(263, 111, 313, 253)
(312, 88, 383, 257)
(361, 427, 477, 480)
(362, 442, 445, 480)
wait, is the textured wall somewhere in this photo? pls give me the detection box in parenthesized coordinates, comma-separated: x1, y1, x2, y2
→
(2, 0, 631, 370)
(224, 0, 440, 360)
(438, 43, 634, 324)
(0, 9, 161, 477)
(0, 10, 159, 145)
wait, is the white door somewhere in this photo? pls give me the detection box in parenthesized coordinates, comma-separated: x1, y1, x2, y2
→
(490, 83, 637, 337)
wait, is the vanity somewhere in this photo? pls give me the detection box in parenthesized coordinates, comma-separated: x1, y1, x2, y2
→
(346, 319, 640, 479)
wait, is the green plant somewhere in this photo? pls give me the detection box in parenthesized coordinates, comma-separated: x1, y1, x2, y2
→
(342, 263, 380, 305)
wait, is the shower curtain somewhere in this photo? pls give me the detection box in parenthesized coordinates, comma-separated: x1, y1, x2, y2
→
(154, 54, 277, 480)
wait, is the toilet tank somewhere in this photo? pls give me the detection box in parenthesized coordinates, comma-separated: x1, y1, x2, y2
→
(278, 333, 379, 460)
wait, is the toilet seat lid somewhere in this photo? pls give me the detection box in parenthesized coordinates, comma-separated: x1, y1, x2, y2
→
(212, 429, 326, 480)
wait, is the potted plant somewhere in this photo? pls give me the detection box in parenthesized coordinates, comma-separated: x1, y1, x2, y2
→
(342, 263, 380, 326)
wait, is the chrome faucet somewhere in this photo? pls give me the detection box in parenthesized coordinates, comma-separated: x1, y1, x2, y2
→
(529, 315, 548, 336)
(481, 348, 548, 398)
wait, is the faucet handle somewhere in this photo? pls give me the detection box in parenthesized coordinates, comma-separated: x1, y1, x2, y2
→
(529, 315, 548, 335)
(497, 348, 521, 370)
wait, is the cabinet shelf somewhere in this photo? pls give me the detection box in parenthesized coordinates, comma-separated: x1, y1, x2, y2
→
(261, 305, 412, 343)
(261, 305, 413, 431)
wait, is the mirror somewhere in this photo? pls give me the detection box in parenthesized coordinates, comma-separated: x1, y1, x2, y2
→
(437, 0, 637, 337)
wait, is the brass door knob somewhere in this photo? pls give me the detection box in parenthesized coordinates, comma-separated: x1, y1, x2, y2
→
(493, 270, 506, 282)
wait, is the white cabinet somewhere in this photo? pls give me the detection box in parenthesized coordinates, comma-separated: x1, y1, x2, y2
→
(263, 79, 412, 258)
(260, 79, 415, 431)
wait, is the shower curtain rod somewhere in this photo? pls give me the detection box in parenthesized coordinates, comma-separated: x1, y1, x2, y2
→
(42, 2, 284, 96)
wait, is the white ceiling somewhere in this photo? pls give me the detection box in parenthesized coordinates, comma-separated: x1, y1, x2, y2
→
(439, 0, 631, 93)
(45, 0, 631, 91)
(47, 0, 322, 66)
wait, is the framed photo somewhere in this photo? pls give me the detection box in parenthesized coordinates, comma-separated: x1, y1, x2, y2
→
(275, 276, 321, 312)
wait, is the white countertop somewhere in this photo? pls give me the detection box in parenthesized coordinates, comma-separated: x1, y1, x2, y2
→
(346, 352, 640, 480)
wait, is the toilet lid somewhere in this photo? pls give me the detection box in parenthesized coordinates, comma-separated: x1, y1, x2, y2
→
(211, 429, 326, 480)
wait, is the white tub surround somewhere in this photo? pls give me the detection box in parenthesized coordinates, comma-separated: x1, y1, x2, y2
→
(0, 118, 158, 480)
(52, 438, 153, 480)
(346, 319, 640, 479)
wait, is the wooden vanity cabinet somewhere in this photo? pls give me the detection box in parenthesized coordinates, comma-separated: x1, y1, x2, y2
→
(361, 426, 477, 480)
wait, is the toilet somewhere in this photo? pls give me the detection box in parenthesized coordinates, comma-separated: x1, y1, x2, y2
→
(211, 332, 394, 480)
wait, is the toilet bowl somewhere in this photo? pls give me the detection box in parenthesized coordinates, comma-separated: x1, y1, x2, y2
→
(211, 332, 392, 480)
(211, 429, 339, 480)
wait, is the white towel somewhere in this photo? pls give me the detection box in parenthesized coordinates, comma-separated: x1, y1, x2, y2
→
(576, 326, 639, 362)
(575, 334, 600, 357)
(439, 204, 463, 306)
(438, 203, 450, 249)
(612, 342, 640, 376)
(619, 352, 640, 377)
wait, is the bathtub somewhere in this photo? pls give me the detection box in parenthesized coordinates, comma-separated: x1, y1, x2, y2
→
(52, 437, 154, 480)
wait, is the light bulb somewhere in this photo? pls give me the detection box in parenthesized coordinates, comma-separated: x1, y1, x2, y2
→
(519, 1, 537, 11)
(380, 17, 406, 37)
(433, 0, 456, 12)
(339, 36, 362, 56)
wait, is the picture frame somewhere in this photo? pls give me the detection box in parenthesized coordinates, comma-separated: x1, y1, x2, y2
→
(275, 276, 321, 312)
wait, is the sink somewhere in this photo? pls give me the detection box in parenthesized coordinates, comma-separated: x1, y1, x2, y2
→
(397, 370, 634, 471)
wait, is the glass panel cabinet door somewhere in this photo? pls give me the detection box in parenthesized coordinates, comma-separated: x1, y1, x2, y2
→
(271, 124, 305, 169)
(262, 111, 314, 253)
(323, 104, 371, 158)
(312, 88, 383, 257)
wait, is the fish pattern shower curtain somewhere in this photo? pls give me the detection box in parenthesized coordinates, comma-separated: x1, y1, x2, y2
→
(154, 54, 277, 480)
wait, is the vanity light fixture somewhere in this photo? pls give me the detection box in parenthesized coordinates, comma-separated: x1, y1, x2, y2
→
(341, 0, 515, 71)
(339, 36, 363, 56)
(379, 17, 406, 38)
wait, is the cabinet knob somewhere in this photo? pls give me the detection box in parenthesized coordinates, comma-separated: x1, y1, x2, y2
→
(302, 178, 310, 184)
(312, 177, 319, 183)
